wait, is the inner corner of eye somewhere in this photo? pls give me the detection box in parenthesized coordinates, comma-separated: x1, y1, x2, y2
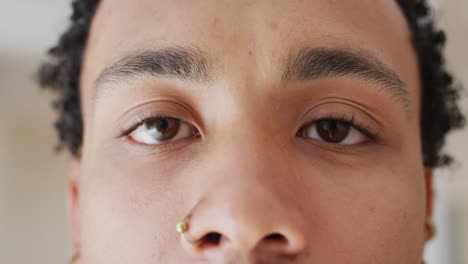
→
(296, 123, 311, 136)
(120, 125, 140, 138)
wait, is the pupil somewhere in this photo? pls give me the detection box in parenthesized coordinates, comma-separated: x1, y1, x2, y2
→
(159, 119, 168, 130)
(317, 120, 350, 143)
(148, 117, 180, 140)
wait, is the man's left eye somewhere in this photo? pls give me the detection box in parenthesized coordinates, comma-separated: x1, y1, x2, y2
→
(299, 119, 368, 145)
(128, 117, 199, 145)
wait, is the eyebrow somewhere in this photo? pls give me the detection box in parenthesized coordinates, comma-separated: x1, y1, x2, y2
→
(94, 45, 212, 97)
(94, 45, 410, 112)
(282, 47, 410, 111)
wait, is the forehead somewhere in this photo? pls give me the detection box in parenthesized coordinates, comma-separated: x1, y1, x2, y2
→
(80, 0, 419, 112)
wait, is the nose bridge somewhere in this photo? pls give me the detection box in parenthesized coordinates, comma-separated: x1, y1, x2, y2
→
(209, 121, 290, 201)
(180, 124, 308, 258)
(207, 109, 298, 221)
(205, 129, 291, 217)
(214, 105, 286, 172)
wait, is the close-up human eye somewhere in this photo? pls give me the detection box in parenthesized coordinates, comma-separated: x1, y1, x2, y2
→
(298, 119, 370, 145)
(126, 116, 200, 145)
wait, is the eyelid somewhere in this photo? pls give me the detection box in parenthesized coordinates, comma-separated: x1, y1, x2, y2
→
(117, 115, 201, 154)
(298, 104, 382, 143)
(121, 131, 200, 155)
(115, 100, 202, 138)
(301, 114, 377, 142)
(119, 114, 197, 139)
(121, 115, 173, 137)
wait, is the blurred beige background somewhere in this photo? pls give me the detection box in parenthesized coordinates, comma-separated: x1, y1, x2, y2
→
(0, 0, 467, 263)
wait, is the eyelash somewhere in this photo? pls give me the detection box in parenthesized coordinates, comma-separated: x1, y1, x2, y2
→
(119, 114, 185, 138)
(300, 113, 379, 143)
(119, 112, 379, 147)
(118, 114, 201, 153)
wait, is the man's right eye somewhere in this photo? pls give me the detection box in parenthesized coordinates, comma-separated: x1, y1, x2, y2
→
(128, 116, 199, 145)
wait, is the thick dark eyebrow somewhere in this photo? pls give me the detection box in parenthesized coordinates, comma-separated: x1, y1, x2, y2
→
(93, 45, 212, 97)
(282, 47, 410, 111)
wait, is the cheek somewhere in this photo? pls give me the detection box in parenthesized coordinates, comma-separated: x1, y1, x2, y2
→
(78, 158, 191, 263)
(294, 157, 426, 261)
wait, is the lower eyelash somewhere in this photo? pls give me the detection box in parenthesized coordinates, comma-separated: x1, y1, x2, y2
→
(123, 134, 200, 155)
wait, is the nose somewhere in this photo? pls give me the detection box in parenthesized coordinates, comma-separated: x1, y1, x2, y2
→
(178, 150, 309, 261)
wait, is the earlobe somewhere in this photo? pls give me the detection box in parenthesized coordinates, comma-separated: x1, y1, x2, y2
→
(67, 157, 82, 260)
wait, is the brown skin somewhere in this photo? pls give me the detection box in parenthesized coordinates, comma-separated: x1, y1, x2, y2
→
(69, 0, 434, 263)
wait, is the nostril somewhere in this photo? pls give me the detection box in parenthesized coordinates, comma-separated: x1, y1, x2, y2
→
(199, 232, 223, 247)
(263, 233, 288, 243)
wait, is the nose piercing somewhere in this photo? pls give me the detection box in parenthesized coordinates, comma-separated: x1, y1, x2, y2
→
(176, 214, 199, 245)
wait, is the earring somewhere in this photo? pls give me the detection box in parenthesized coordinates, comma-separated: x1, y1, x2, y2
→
(426, 219, 437, 241)
(68, 253, 79, 264)
(422, 219, 437, 264)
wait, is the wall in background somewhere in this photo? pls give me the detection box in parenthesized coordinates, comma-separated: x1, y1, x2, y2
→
(427, 1, 468, 263)
(0, 1, 71, 263)
(0, 1, 466, 263)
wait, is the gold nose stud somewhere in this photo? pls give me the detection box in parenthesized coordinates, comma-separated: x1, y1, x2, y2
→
(176, 214, 199, 245)
(68, 254, 79, 264)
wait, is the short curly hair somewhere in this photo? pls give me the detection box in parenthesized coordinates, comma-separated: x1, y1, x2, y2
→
(39, 0, 465, 167)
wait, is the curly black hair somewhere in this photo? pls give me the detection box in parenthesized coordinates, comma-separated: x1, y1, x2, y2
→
(38, 0, 465, 167)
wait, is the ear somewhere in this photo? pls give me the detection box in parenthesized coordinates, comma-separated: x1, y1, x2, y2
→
(424, 169, 435, 241)
(67, 157, 82, 259)
(424, 169, 434, 219)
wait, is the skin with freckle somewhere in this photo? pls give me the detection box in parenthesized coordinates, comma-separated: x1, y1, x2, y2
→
(67, 0, 435, 263)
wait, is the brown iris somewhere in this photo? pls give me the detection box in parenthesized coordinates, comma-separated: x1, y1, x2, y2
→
(316, 120, 351, 143)
(146, 117, 181, 141)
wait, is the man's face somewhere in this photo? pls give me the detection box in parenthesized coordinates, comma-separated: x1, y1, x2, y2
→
(73, 0, 430, 263)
